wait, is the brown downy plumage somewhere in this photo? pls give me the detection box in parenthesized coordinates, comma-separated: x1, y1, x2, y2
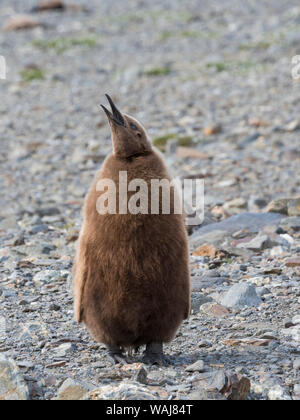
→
(73, 95, 190, 364)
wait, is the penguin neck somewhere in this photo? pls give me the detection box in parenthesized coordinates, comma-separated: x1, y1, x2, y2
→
(112, 133, 152, 160)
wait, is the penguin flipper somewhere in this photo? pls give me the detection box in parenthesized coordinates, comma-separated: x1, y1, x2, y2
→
(73, 246, 87, 323)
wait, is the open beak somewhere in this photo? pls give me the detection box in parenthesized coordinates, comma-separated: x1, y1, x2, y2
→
(101, 94, 125, 127)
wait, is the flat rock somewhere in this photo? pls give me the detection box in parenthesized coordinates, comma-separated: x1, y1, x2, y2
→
(236, 234, 277, 251)
(280, 216, 300, 232)
(3, 15, 41, 31)
(221, 283, 261, 308)
(285, 257, 300, 267)
(32, 0, 65, 12)
(185, 360, 205, 372)
(199, 303, 230, 317)
(190, 213, 283, 249)
(0, 356, 29, 400)
(265, 199, 289, 215)
(55, 378, 91, 400)
(84, 381, 168, 400)
(191, 293, 213, 313)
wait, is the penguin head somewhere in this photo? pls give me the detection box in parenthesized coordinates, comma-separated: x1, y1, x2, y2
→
(101, 94, 152, 159)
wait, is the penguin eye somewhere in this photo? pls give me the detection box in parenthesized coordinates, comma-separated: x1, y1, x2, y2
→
(129, 123, 138, 130)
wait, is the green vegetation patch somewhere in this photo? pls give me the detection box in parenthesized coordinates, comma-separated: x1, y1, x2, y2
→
(153, 134, 194, 152)
(143, 67, 172, 77)
(33, 36, 97, 53)
(21, 68, 45, 82)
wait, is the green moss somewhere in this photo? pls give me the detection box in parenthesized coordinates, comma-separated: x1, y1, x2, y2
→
(153, 133, 176, 150)
(153, 134, 194, 151)
(178, 136, 193, 147)
(239, 41, 271, 51)
(21, 68, 45, 82)
(143, 67, 171, 76)
(158, 29, 219, 42)
(206, 62, 228, 72)
(33, 36, 97, 53)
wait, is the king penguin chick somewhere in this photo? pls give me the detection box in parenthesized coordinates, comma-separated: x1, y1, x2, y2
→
(73, 95, 190, 365)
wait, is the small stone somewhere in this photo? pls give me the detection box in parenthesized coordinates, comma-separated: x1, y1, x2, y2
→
(55, 378, 90, 400)
(33, 270, 61, 285)
(285, 120, 300, 132)
(0, 356, 29, 400)
(284, 319, 294, 328)
(134, 367, 148, 385)
(176, 147, 209, 160)
(199, 303, 230, 317)
(203, 124, 222, 136)
(268, 385, 291, 400)
(288, 198, 300, 216)
(280, 216, 300, 232)
(185, 360, 205, 372)
(221, 283, 261, 308)
(293, 359, 300, 370)
(265, 199, 289, 215)
(237, 234, 276, 251)
(32, 0, 65, 12)
(292, 315, 300, 325)
(285, 257, 300, 267)
(49, 303, 61, 311)
(193, 244, 219, 258)
(3, 15, 41, 31)
(190, 293, 213, 313)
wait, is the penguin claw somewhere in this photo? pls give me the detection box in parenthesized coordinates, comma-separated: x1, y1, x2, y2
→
(142, 352, 170, 366)
(107, 352, 129, 365)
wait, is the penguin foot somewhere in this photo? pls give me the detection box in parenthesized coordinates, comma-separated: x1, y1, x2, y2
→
(142, 342, 170, 366)
(106, 345, 129, 365)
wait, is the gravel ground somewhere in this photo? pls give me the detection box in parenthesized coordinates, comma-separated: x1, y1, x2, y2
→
(0, 0, 299, 400)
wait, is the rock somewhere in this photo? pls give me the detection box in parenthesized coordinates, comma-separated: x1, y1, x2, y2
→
(294, 384, 300, 399)
(265, 199, 289, 215)
(191, 293, 213, 313)
(33, 270, 62, 285)
(185, 360, 205, 372)
(292, 315, 300, 325)
(55, 378, 91, 400)
(293, 359, 300, 370)
(0, 356, 29, 400)
(190, 213, 283, 249)
(223, 338, 272, 347)
(134, 367, 148, 385)
(284, 120, 300, 132)
(191, 276, 228, 291)
(268, 385, 292, 400)
(192, 244, 220, 258)
(280, 216, 300, 232)
(85, 381, 167, 400)
(285, 257, 300, 267)
(288, 198, 300, 216)
(53, 343, 76, 357)
(236, 234, 277, 251)
(221, 283, 261, 308)
(193, 370, 250, 400)
(176, 147, 209, 160)
(199, 303, 230, 317)
(223, 198, 247, 215)
(32, 0, 65, 12)
(3, 15, 41, 31)
(203, 124, 222, 136)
